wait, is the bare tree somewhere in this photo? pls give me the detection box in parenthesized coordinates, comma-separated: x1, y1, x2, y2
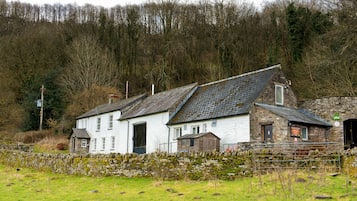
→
(60, 35, 121, 96)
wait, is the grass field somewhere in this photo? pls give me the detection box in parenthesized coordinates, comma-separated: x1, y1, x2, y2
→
(0, 164, 356, 201)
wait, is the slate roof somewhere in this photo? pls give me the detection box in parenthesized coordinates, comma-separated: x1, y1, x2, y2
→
(255, 103, 332, 127)
(71, 128, 90, 138)
(120, 83, 198, 120)
(168, 65, 281, 125)
(76, 94, 147, 119)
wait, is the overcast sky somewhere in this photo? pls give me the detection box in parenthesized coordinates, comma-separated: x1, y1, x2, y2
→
(11, 0, 274, 8)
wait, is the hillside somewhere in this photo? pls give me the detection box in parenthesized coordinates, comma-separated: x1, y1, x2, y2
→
(0, 0, 356, 133)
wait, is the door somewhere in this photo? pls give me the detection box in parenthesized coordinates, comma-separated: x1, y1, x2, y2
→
(263, 124, 273, 143)
(133, 123, 146, 154)
(344, 119, 357, 149)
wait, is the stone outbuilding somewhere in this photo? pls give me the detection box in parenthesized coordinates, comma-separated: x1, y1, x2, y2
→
(177, 132, 220, 152)
(300, 97, 357, 149)
(69, 128, 90, 154)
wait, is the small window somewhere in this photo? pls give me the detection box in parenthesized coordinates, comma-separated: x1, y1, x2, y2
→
(301, 127, 308, 140)
(211, 120, 217, 127)
(101, 137, 105, 150)
(275, 85, 284, 105)
(111, 136, 115, 150)
(174, 127, 182, 140)
(81, 139, 87, 148)
(192, 125, 200, 134)
(182, 139, 194, 147)
(202, 124, 207, 133)
(97, 117, 101, 131)
(108, 115, 113, 130)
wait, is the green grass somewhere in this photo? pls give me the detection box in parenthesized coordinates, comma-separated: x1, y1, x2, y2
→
(0, 164, 356, 201)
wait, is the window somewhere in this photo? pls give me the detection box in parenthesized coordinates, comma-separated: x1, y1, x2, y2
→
(192, 125, 200, 134)
(93, 138, 97, 150)
(97, 117, 101, 131)
(275, 85, 284, 105)
(202, 124, 207, 133)
(111, 136, 115, 150)
(108, 115, 113, 130)
(174, 127, 182, 140)
(182, 139, 194, 147)
(301, 127, 308, 140)
(101, 137, 105, 150)
(81, 139, 87, 148)
(211, 119, 217, 127)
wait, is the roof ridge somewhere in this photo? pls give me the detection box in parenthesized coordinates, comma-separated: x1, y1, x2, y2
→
(200, 64, 281, 87)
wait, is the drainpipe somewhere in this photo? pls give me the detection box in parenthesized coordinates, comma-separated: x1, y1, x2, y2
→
(167, 125, 171, 153)
(126, 120, 130, 153)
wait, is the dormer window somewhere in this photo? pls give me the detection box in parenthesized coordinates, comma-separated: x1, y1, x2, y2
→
(275, 84, 284, 105)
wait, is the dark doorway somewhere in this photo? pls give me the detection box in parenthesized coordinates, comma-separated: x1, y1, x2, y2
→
(133, 123, 146, 154)
(344, 119, 357, 149)
(262, 124, 273, 143)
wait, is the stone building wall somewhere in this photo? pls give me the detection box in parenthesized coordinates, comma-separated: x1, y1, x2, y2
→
(255, 71, 297, 108)
(250, 105, 290, 142)
(250, 105, 330, 143)
(300, 97, 357, 148)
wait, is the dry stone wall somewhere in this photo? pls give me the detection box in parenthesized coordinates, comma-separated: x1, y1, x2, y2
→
(0, 150, 251, 180)
(1, 147, 356, 180)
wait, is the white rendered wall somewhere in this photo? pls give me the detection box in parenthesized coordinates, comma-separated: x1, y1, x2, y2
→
(76, 110, 122, 154)
(118, 112, 170, 154)
(168, 115, 250, 152)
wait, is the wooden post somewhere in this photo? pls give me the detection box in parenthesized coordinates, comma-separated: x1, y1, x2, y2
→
(126, 81, 129, 99)
(39, 85, 44, 131)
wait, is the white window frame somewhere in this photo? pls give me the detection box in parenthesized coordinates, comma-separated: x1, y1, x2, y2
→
(192, 125, 200, 134)
(81, 139, 87, 148)
(202, 123, 207, 133)
(92, 138, 97, 151)
(96, 117, 101, 131)
(301, 127, 308, 141)
(108, 115, 113, 130)
(275, 84, 284, 105)
(173, 127, 182, 141)
(101, 137, 105, 151)
(111, 136, 115, 150)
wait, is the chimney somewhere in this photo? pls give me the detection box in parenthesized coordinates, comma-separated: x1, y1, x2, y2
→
(108, 94, 119, 104)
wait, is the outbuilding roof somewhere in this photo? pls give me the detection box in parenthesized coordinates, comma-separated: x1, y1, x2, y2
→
(76, 94, 146, 119)
(120, 83, 198, 120)
(71, 128, 90, 139)
(255, 103, 332, 127)
(177, 132, 220, 140)
(168, 65, 281, 125)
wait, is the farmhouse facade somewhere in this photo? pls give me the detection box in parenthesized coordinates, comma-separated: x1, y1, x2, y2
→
(72, 64, 333, 154)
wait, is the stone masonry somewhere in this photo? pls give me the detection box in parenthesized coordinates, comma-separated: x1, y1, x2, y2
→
(300, 97, 357, 148)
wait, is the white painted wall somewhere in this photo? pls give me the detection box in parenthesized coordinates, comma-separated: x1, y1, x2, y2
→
(168, 114, 250, 152)
(76, 110, 122, 154)
(118, 112, 170, 154)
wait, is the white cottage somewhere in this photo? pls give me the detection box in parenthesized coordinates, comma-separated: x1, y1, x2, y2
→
(118, 83, 197, 154)
(73, 64, 331, 154)
(73, 94, 146, 154)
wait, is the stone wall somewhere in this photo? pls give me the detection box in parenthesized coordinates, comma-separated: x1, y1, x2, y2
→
(1, 148, 356, 179)
(300, 97, 357, 148)
(250, 105, 289, 142)
(0, 150, 251, 180)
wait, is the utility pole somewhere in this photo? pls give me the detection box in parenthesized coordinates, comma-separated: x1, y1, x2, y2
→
(39, 84, 44, 131)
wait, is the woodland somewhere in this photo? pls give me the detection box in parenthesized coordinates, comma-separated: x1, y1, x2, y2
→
(0, 0, 356, 134)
